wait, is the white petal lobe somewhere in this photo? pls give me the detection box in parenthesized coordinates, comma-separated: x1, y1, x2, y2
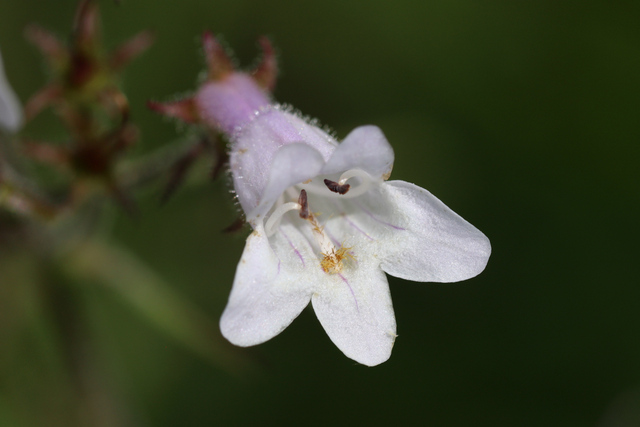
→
(248, 143, 325, 223)
(322, 125, 394, 179)
(220, 225, 312, 346)
(380, 181, 491, 283)
(312, 258, 396, 367)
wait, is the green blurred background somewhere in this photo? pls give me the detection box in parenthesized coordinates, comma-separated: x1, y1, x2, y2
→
(1, 0, 639, 426)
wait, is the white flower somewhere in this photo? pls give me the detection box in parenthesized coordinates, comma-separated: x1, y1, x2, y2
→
(0, 46, 23, 132)
(220, 107, 491, 366)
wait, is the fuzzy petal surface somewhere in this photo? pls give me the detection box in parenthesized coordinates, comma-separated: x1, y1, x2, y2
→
(231, 109, 337, 216)
(195, 73, 271, 135)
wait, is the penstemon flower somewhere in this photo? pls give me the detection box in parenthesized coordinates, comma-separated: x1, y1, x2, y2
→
(152, 34, 491, 366)
(0, 46, 22, 132)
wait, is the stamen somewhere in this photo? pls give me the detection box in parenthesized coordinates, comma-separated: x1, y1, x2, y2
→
(323, 179, 350, 195)
(320, 243, 356, 274)
(273, 187, 357, 274)
(310, 217, 334, 256)
(298, 189, 310, 219)
(265, 202, 301, 236)
(296, 169, 375, 199)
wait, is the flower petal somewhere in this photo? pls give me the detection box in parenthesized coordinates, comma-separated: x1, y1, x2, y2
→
(321, 125, 394, 180)
(312, 258, 397, 367)
(379, 180, 491, 283)
(247, 142, 325, 223)
(220, 224, 313, 346)
(231, 109, 337, 217)
(196, 74, 271, 134)
(0, 47, 22, 132)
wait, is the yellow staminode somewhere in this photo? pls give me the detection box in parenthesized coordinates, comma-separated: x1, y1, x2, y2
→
(295, 188, 356, 275)
(320, 243, 356, 274)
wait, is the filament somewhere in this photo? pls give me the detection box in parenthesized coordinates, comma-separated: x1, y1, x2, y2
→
(265, 202, 301, 236)
(336, 169, 372, 198)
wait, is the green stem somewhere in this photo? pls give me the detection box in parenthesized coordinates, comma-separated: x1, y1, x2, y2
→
(62, 238, 251, 374)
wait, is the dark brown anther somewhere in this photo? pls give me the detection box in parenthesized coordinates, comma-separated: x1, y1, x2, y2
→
(298, 189, 310, 219)
(323, 179, 350, 195)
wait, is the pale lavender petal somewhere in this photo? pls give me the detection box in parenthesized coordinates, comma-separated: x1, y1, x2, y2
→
(230, 109, 337, 218)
